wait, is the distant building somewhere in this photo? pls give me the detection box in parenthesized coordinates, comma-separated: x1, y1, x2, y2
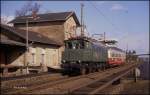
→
(9, 11, 80, 68)
(0, 24, 61, 77)
(139, 56, 149, 62)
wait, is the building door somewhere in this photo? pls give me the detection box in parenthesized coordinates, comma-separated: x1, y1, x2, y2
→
(0, 49, 7, 74)
(0, 50, 4, 74)
(0, 50, 6, 65)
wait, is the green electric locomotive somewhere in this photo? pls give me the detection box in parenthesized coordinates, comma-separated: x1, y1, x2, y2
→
(61, 37, 109, 75)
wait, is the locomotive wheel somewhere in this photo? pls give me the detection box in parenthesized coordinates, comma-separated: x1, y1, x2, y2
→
(102, 64, 106, 71)
(80, 68, 86, 75)
(98, 68, 101, 72)
(87, 68, 91, 74)
(101, 64, 105, 71)
(88, 68, 92, 73)
(91, 68, 95, 73)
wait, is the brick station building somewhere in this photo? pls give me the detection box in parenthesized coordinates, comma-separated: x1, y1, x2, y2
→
(0, 11, 80, 76)
(9, 11, 80, 67)
(0, 24, 61, 76)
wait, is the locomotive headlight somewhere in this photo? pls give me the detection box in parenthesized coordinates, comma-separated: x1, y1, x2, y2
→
(62, 60, 66, 63)
(78, 60, 81, 63)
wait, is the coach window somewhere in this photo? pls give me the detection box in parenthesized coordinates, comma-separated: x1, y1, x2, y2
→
(115, 54, 117, 57)
(111, 53, 115, 57)
(116, 54, 118, 57)
(117, 54, 119, 57)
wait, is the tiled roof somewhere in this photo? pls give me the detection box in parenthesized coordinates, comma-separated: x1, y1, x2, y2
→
(1, 39, 26, 46)
(9, 11, 80, 26)
(1, 24, 62, 46)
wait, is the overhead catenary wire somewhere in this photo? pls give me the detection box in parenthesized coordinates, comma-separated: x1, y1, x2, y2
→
(88, 1, 121, 34)
(88, 2, 134, 49)
(88, 1, 132, 40)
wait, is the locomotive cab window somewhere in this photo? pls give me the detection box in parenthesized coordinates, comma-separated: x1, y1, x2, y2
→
(79, 40, 91, 49)
(84, 41, 91, 49)
(65, 40, 89, 49)
(66, 42, 73, 49)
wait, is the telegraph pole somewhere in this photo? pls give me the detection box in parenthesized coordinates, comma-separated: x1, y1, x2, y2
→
(25, 10, 40, 74)
(25, 19, 29, 74)
(81, 3, 84, 37)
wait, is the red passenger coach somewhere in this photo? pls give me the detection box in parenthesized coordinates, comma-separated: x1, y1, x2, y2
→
(107, 47, 126, 66)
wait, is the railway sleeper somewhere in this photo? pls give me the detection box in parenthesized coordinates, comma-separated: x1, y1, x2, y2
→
(71, 86, 95, 94)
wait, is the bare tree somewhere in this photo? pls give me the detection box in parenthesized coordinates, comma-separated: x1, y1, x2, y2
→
(15, 1, 41, 17)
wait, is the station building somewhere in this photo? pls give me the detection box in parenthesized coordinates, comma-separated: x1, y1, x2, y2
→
(0, 11, 80, 76)
(0, 24, 61, 76)
(9, 11, 80, 68)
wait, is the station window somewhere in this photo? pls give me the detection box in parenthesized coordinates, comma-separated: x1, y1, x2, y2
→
(119, 54, 121, 57)
(32, 53, 35, 64)
(41, 49, 45, 65)
(41, 54, 44, 64)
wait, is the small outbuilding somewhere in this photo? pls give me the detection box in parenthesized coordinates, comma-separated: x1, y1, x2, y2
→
(0, 24, 61, 77)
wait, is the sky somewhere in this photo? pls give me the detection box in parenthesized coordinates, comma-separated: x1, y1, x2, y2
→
(1, 1, 149, 54)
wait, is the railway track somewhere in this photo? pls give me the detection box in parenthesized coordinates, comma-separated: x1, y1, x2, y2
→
(6, 63, 136, 94)
(72, 64, 136, 94)
(1, 72, 50, 81)
(1, 73, 67, 94)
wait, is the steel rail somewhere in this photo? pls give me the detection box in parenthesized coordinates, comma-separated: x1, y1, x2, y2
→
(7, 65, 122, 94)
(5, 63, 136, 94)
(69, 63, 137, 94)
(2, 73, 61, 88)
(89, 64, 137, 94)
(2, 74, 66, 94)
(1, 72, 51, 81)
(24, 64, 132, 94)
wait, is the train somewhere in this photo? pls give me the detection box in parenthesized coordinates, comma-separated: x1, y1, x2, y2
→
(61, 37, 126, 75)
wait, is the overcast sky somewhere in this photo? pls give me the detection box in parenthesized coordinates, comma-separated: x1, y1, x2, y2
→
(1, 1, 149, 54)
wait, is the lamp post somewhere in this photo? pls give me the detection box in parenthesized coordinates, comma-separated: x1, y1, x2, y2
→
(26, 19, 29, 51)
(25, 17, 30, 74)
(25, 12, 40, 74)
(81, 3, 84, 37)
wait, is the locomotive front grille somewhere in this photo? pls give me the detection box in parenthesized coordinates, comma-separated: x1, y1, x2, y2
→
(63, 49, 83, 62)
(69, 50, 81, 61)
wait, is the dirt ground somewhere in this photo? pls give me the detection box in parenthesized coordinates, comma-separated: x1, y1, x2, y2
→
(98, 79, 149, 94)
(119, 79, 150, 94)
